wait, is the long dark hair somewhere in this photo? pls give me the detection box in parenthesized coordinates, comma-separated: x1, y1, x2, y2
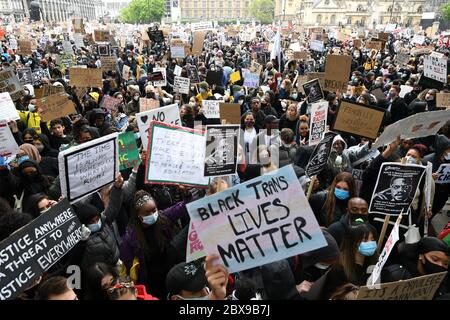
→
(24, 192, 48, 218)
(324, 172, 356, 226)
(85, 262, 119, 300)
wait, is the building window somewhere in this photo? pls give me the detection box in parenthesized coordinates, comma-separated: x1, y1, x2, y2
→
(316, 14, 322, 24)
(330, 14, 336, 24)
(417, 6, 422, 13)
(356, 5, 364, 12)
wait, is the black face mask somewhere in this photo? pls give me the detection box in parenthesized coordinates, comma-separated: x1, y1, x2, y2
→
(349, 214, 368, 225)
(423, 258, 448, 274)
(24, 172, 39, 181)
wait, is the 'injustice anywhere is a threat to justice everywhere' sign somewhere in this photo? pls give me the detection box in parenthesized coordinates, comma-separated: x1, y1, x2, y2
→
(187, 165, 327, 273)
(0, 199, 82, 300)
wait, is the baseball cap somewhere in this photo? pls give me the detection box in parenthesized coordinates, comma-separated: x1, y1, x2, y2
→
(264, 115, 279, 124)
(166, 261, 207, 295)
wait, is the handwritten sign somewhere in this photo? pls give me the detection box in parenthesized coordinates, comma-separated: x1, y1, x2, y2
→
(69, 67, 103, 88)
(0, 68, 24, 101)
(436, 164, 450, 184)
(437, 93, 450, 108)
(357, 272, 446, 300)
(0, 199, 82, 300)
(136, 104, 181, 149)
(171, 45, 186, 58)
(332, 100, 385, 140)
(0, 123, 19, 157)
(324, 55, 352, 92)
(365, 41, 383, 50)
(100, 56, 117, 72)
(145, 122, 208, 187)
(0, 92, 20, 121)
(100, 95, 121, 111)
(94, 29, 111, 42)
(186, 222, 207, 262)
(309, 101, 328, 146)
(242, 69, 259, 88)
(187, 165, 326, 273)
(122, 65, 131, 81)
(202, 100, 220, 119)
(230, 71, 241, 84)
(36, 92, 77, 122)
(424, 52, 448, 84)
(139, 98, 159, 112)
(18, 40, 33, 55)
(118, 132, 140, 171)
(173, 76, 190, 95)
(58, 133, 119, 203)
(309, 40, 324, 52)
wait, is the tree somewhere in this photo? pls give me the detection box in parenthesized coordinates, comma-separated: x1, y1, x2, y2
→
(119, 0, 165, 24)
(249, 0, 275, 24)
(443, 2, 450, 22)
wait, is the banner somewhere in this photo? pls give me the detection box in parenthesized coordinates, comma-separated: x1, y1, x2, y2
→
(435, 164, 450, 184)
(302, 79, 324, 103)
(187, 165, 327, 273)
(202, 100, 220, 119)
(145, 121, 209, 187)
(219, 103, 241, 124)
(369, 162, 426, 215)
(204, 125, 239, 177)
(118, 132, 140, 171)
(0, 199, 82, 300)
(69, 67, 103, 88)
(332, 100, 385, 140)
(136, 103, 181, 150)
(173, 76, 190, 95)
(357, 272, 446, 300)
(424, 52, 448, 84)
(0, 68, 24, 101)
(36, 92, 77, 122)
(306, 132, 337, 177)
(58, 133, 119, 203)
(309, 101, 328, 146)
(324, 55, 352, 92)
(186, 222, 207, 262)
(372, 110, 450, 149)
(0, 123, 19, 157)
(139, 98, 159, 112)
(0, 92, 20, 121)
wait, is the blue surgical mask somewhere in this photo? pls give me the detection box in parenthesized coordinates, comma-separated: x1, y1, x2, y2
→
(142, 211, 159, 226)
(17, 155, 30, 165)
(87, 219, 102, 233)
(358, 240, 377, 256)
(28, 104, 36, 112)
(134, 132, 140, 140)
(199, 88, 206, 93)
(334, 188, 350, 200)
(291, 93, 298, 100)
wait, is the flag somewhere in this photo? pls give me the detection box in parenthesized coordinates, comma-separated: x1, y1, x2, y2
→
(270, 29, 281, 69)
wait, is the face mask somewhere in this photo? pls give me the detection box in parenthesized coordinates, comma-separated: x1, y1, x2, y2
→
(334, 188, 350, 200)
(36, 145, 45, 153)
(134, 132, 140, 140)
(134, 96, 140, 101)
(245, 120, 254, 127)
(28, 104, 36, 112)
(238, 100, 244, 105)
(24, 171, 38, 181)
(425, 95, 434, 101)
(199, 88, 206, 93)
(291, 93, 298, 100)
(445, 153, 450, 161)
(358, 240, 377, 257)
(314, 262, 330, 270)
(423, 257, 448, 274)
(350, 214, 368, 225)
(87, 219, 102, 233)
(405, 156, 418, 164)
(142, 211, 159, 226)
(388, 92, 396, 98)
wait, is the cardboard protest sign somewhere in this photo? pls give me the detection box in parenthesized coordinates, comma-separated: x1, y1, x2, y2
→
(372, 110, 450, 149)
(139, 98, 159, 112)
(219, 103, 241, 124)
(332, 100, 385, 140)
(136, 104, 181, 149)
(118, 132, 140, 171)
(306, 72, 325, 89)
(365, 41, 383, 50)
(369, 162, 426, 215)
(187, 65, 200, 84)
(309, 40, 324, 52)
(173, 76, 190, 95)
(0, 68, 24, 102)
(18, 40, 33, 55)
(36, 92, 76, 122)
(94, 29, 111, 42)
(58, 133, 119, 203)
(41, 84, 65, 98)
(17, 67, 33, 86)
(72, 18, 85, 33)
(230, 71, 241, 84)
(424, 52, 448, 84)
(145, 121, 208, 187)
(250, 61, 263, 74)
(202, 100, 220, 119)
(206, 70, 224, 87)
(302, 79, 323, 103)
(435, 164, 450, 184)
(0, 199, 82, 300)
(309, 101, 328, 146)
(437, 93, 450, 108)
(186, 222, 206, 262)
(0, 123, 19, 157)
(242, 69, 259, 88)
(100, 56, 117, 72)
(192, 31, 207, 55)
(100, 95, 121, 112)
(69, 67, 103, 88)
(369, 214, 402, 286)
(122, 65, 131, 81)
(306, 132, 337, 177)
(357, 272, 446, 300)
(151, 67, 166, 87)
(293, 51, 310, 60)
(0, 92, 20, 121)
(353, 39, 362, 49)
(204, 125, 239, 177)
(324, 55, 352, 92)
(187, 165, 327, 273)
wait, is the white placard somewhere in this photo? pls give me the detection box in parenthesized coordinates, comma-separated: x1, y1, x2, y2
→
(309, 40, 324, 52)
(0, 123, 19, 157)
(152, 67, 166, 87)
(436, 164, 450, 184)
(399, 85, 413, 98)
(0, 92, 19, 121)
(173, 76, 190, 95)
(174, 65, 183, 77)
(202, 100, 220, 119)
(170, 46, 186, 58)
(424, 52, 448, 83)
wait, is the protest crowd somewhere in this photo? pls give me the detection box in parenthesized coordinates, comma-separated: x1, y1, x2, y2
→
(1, 19, 450, 301)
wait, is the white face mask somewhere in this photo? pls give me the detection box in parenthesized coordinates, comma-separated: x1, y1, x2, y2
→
(405, 156, 418, 164)
(314, 262, 330, 270)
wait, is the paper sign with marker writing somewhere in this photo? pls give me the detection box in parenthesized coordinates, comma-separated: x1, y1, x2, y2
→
(136, 103, 181, 150)
(145, 122, 208, 187)
(242, 69, 259, 88)
(0, 92, 20, 121)
(69, 67, 103, 87)
(186, 222, 207, 262)
(139, 98, 159, 112)
(173, 76, 190, 94)
(424, 52, 447, 84)
(0, 123, 19, 157)
(36, 92, 77, 122)
(174, 65, 183, 77)
(436, 164, 450, 184)
(202, 100, 220, 119)
(100, 95, 121, 111)
(100, 56, 117, 72)
(187, 165, 326, 273)
(58, 133, 119, 203)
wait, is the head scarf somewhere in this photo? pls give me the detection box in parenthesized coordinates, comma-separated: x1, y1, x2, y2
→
(19, 143, 41, 163)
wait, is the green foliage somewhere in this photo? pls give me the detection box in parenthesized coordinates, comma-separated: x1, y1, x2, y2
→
(119, 0, 165, 24)
(443, 2, 450, 22)
(249, 0, 275, 24)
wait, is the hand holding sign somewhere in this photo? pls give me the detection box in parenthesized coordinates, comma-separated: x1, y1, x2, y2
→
(204, 254, 229, 300)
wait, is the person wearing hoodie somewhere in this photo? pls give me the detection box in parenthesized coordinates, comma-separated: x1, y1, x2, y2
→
(32, 134, 59, 158)
(75, 174, 124, 273)
(16, 143, 59, 178)
(321, 134, 352, 187)
(423, 134, 450, 216)
(88, 108, 112, 136)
